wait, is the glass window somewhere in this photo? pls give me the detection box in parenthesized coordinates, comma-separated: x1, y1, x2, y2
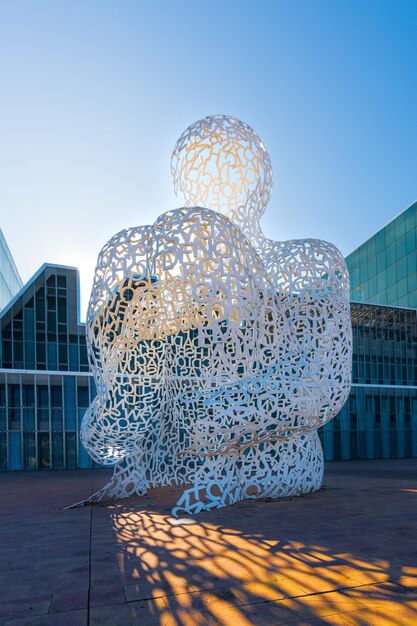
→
(376, 272, 386, 293)
(58, 297, 67, 324)
(57, 275, 66, 288)
(51, 408, 63, 432)
(59, 344, 68, 368)
(386, 285, 397, 303)
(52, 433, 64, 468)
(24, 308, 35, 342)
(396, 257, 407, 280)
(24, 433, 37, 470)
(385, 243, 396, 266)
(2, 340, 12, 366)
(375, 231, 385, 253)
(80, 344, 88, 368)
(37, 384, 49, 431)
(367, 256, 377, 277)
(47, 310, 56, 332)
(22, 407, 35, 432)
(22, 385, 35, 407)
(37, 384, 48, 407)
(89, 378, 97, 401)
(9, 384, 21, 408)
(0, 433, 7, 470)
(366, 239, 376, 258)
(351, 269, 360, 288)
(25, 341, 35, 369)
(47, 343, 57, 370)
(47, 294, 56, 311)
(407, 272, 417, 294)
(386, 264, 396, 285)
(36, 291, 45, 321)
(69, 345, 79, 370)
(14, 341, 24, 365)
(51, 385, 62, 407)
(395, 219, 406, 238)
(406, 230, 416, 254)
(384, 223, 396, 246)
(36, 341, 46, 366)
(8, 432, 23, 470)
(38, 433, 50, 469)
(64, 388, 77, 429)
(397, 277, 408, 298)
(77, 383, 89, 408)
(65, 432, 77, 468)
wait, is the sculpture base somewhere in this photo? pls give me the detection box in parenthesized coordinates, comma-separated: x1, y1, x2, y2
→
(67, 432, 323, 514)
(65, 446, 147, 508)
(173, 431, 324, 516)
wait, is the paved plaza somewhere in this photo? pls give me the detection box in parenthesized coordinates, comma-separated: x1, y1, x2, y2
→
(0, 460, 416, 625)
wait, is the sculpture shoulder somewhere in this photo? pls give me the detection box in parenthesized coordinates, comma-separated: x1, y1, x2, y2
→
(96, 225, 152, 266)
(260, 237, 350, 296)
(262, 237, 344, 263)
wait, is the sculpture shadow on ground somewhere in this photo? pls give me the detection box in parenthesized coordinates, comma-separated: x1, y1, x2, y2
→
(102, 480, 417, 626)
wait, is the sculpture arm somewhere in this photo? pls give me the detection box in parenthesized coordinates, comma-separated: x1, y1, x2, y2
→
(260, 237, 352, 423)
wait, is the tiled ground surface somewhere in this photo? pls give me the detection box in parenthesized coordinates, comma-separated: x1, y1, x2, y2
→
(0, 459, 416, 625)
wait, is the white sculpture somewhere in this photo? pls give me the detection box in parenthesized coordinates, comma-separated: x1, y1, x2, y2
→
(77, 115, 352, 515)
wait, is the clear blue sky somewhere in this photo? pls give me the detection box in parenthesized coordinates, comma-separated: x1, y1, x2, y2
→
(0, 0, 416, 316)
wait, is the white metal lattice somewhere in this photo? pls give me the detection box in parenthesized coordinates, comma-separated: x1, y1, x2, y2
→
(77, 114, 352, 515)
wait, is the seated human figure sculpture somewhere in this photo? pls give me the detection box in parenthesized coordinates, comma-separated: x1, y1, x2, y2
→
(77, 115, 352, 515)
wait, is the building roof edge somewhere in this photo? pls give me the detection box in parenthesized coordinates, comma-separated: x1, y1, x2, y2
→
(0, 227, 23, 288)
(350, 300, 417, 312)
(345, 199, 417, 259)
(0, 263, 85, 327)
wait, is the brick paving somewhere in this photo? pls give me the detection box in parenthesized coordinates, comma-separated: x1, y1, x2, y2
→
(0, 459, 416, 625)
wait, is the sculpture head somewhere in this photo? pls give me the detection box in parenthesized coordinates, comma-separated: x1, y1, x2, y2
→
(171, 115, 272, 244)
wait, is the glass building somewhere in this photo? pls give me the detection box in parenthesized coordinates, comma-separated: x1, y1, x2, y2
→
(321, 200, 417, 461)
(0, 264, 94, 470)
(0, 228, 23, 311)
(346, 201, 417, 307)
(319, 302, 417, 460)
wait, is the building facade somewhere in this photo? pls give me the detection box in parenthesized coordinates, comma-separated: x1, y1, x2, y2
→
(0, 264, 94, 470)
(346, 201, 417, 308)
(320, 301, 417, 461)
(0, 228, 22, 312)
